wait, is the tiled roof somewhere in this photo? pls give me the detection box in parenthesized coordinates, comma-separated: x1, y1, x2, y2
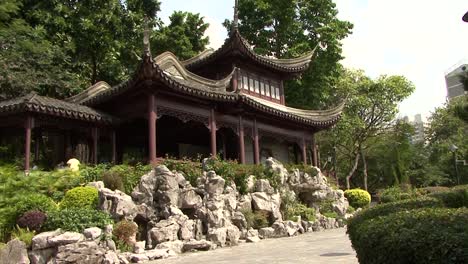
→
(182, 29, 315, 75)
(0, 93, 117, 124)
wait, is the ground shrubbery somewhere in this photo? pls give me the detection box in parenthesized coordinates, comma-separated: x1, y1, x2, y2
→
(113, 220, 138, 252)
(348, 185, 468, 264)
(16, 211, 47, 232)
(44, 208, 113, 233)
(344, 189, 371, 208)
(378, 186, 417, 203)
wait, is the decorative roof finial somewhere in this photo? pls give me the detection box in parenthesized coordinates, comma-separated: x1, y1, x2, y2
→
(233, 0, 239, 31)
(143, 16, 151, 57)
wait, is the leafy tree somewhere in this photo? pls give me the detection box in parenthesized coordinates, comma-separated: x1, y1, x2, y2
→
(324, 69, 415, 190)
(0, 2, 85, 99)
(153, 11, 209, 60)
(426, 97, 468, 185)
(223, 0, 353, 109)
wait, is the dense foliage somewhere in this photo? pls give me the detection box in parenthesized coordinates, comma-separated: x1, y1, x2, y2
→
(347, 185, 468, 264)
(60, 186, 99, 210)
(44, 208, 113, 233)
(344, 189, 371, 208)
(16, 210, 47, 232)
(351, 208, 468, 264)
(0, 0, 209, 99)
(113, 220, 138, 252)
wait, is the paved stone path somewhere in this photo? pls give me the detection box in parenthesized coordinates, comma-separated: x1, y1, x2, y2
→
(147, 228, 358, 264)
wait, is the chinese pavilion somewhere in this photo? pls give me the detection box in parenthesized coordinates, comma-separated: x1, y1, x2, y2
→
(0, 1, 344, 172)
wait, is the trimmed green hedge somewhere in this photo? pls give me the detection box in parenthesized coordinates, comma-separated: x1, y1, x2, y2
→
(344, 189, 371, 208)
(347, 197, 443, 242)
(428, 185, 468, 208)
(351, 208, 468, 264)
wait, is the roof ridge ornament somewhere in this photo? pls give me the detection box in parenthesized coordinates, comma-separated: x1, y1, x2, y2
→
(143, 16, 151, 58)
(232, 0, 239, 33)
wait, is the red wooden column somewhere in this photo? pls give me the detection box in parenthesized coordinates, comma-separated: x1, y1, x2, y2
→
(238, 115, 245, 164)
(312, 133, 318, 167)
(301, 136, 307, 165)
(148, 94, 157, 164)
(91, 127, 98, 164)
(111, 129, 116, 164)
(210, 108, 217, 157)
(253, 118, 260, 164)
(24, 116, 33, 173)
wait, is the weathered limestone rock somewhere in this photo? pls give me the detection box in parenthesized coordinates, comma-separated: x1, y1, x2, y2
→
(99, 188, 137, 221)
(246, 175, 256, 193)
(226, 225, 240, 246)
(131, 170, 156, 206)
(182, 239, 215, 252)
(102, 225, 116, 251)
(270, 221, 288, 238)
(205, 171, 225, 196)
(54, 241, 113, 264)
(155, 240, 184, 254)
(31, 229, 62, 250)
(284, 220, 304, 236)
(154, 166, 180, 207)
(49, 232, 84, 247)
(237, 194, 252, 212)
(231, 211, 248, 230)
(133, 241, 146, 254)
(149, 219, 180, 247)
(87, 181, 105, 190)
(265, 158, 289, 184)
(223, 186, 237, 211)
(0, 239, 30, 264)
(83, 227, 102, 241)
(103, 251, 120, 264)
(255, 179, 275, 194)
(245, 228, 260, 243)
(251, 192, 282, 221)
(258, 227, 274, 239)
(28, 248, 55, 264)
(179, 189, 202, 209)
(207, 228, 227, 247)
(130, 249, 172, 262)
(178, 219, 195, 241)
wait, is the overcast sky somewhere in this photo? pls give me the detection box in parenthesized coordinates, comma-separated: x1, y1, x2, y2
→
(159, 0, 468, 121)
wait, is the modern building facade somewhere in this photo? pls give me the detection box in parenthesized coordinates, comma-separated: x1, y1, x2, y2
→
(445, 63, 468, 101)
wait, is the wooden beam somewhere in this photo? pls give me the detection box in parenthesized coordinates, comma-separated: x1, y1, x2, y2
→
(111, 129, 116, 164)
(148, 94, 157, 164)
(253, 118, 260, 164)
(210, 108, 217, 157)
(301, 135, 307, 165)
(312, 133, 318, 167)
(24, 116, 33, 173)
(91, 127, 98, 164)
(238, 115, 245, 164)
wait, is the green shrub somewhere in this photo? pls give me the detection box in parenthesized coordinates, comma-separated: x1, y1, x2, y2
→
(286, 203, 316, 222)
(44, 208, 113, 233)
(417, 186, 450, 195)
(103, 171, 125, 191)
(322, 212, 338, 219)
(113, 220, 138, 252)
(106, 164, 152, 194)
(243, 210, 270, 229)
(350, 208, 468, 264)
(15, 193, 57, 216)
(346, 205, 356, 214)
(428, 185, 468, 208)
(12, 226, 36, 248)
(80, 164, 110, 183)
(344, 189, 371, 208)
(17, 210, 47, 232)
(378, 186, 416, 203)
(60, 186, 98, 210)
(318, 199, 335, 215)
(347, 197, 444, 246)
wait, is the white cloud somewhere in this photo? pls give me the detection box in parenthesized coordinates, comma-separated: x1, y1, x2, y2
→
(334, 0, 468, 119)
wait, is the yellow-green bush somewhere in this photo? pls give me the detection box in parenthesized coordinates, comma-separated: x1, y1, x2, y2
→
(344, 189, 371, 208)
(60, 186, 98, 210)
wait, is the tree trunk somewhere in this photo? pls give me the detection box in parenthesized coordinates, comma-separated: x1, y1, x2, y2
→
(360, 146, 368, 191)
(346, 152, 360, 190)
